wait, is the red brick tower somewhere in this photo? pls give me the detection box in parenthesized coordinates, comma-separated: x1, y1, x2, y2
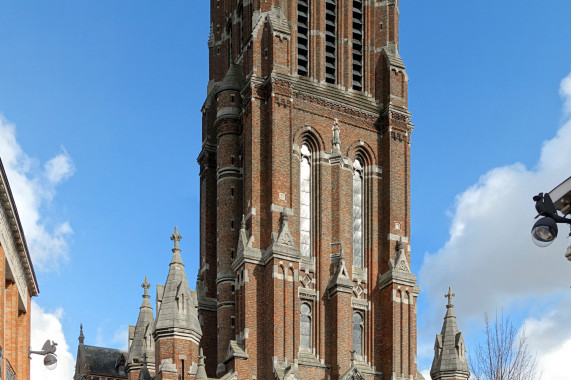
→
(197, 1, 419, 379)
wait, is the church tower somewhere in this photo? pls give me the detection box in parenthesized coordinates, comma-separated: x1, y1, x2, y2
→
(197, 1, 419, 379)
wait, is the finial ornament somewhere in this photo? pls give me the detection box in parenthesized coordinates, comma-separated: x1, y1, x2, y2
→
(199, 348, 205, 364)
(170, 226, 182, 251)
(445, 286, 456, 308)
(79, 323, 85, 344)
(350, 349, 356, 365)
(241, 215, 246, 230)
(142, 276, 151, 298)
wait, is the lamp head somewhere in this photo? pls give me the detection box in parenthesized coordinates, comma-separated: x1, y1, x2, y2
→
(44, 353, 57, 370)
(531, 216, 558, 247)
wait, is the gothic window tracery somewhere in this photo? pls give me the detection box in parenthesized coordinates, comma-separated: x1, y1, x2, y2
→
(353, 158, 363, 268)
(300, 302, 312, 349)
(300, 144, 312, 258)
(353, 312, 364, 356)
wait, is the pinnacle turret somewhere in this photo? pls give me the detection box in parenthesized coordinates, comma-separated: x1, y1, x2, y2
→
(430, 287, 470, 380)
(126, 276, 156, 377)
(78, 323, 84, 345)
(155, 226, 202, 339)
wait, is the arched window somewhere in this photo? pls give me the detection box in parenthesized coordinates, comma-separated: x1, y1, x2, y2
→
(300, 303, 312, 349)
(300, 144, 312, 257)
(353, 158, 363, 268)
(353, 312, 363, 356)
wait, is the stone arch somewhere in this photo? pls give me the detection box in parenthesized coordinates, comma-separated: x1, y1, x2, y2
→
(346, 140, 376, 168)
(293, 125, 325, 155)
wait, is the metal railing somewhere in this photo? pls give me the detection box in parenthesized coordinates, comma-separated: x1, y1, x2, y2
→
(5, 357, 16, 380)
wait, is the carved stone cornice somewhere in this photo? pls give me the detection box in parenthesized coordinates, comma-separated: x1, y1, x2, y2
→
(377, 104, 413, 135)
(0, 159, 39, 307)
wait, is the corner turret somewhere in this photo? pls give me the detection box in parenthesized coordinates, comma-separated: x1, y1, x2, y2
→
(126, 276, 156, 380)
(154, 227, 202, 380)
(430, 287, 470, 380)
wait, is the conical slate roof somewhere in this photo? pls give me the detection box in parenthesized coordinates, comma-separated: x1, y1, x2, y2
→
(217, 63, 244, 94)
(127, 276, 155, 366)
(155, 227, 202, 340)
(430, 287, 470, 380)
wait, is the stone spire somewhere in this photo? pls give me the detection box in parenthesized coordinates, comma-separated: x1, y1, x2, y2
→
(126, 276, 156, 376)
(430, 287, 470, 380)
(78, 324, 84, 345)
(155, 226, 202, 340)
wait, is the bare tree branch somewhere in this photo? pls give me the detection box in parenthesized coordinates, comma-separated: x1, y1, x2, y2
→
(469, 312, 541, 380)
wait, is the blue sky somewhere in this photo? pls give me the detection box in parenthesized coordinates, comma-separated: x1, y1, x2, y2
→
(1, 1, 571, 379)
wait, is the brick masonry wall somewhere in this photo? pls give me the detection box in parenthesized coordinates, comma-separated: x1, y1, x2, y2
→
(197, 1, 417, 379)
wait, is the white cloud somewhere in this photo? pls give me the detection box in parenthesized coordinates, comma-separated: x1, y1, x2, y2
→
(31, 301, 75, 379)
(560, 72, 571, 114)
(420, 369, 431, 380)
(522, 296, 571, 380)
(418, 72, 571, 374)
(0, 115, 74, 271)
(44, 149, 75, 184)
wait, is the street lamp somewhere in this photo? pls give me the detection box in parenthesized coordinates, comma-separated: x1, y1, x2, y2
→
(29, 340, 58, 370)
(531, 177, 571, 259)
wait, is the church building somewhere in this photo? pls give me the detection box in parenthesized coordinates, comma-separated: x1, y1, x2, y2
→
(75, 1, 471, 380)
(196, 0, 417, 378)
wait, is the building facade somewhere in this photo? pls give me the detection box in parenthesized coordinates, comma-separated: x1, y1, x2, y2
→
(196, 0, 419, 379)
(0, 158, 39, 380)
(73, 1, 482, 380)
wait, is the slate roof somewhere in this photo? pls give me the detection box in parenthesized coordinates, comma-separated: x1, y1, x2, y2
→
(127, 277, 155, 366)
(83, 345, 127, 377)
(217, 63, 245, 94)
(154, 230, 202, 338)
(430, 288, 470, 379)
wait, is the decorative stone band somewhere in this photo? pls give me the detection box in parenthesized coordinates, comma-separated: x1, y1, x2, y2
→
(298, 287, 317, 300)
(378, 268, 418, 291)
(153, 327, 201, 345)
(216, 270, 236, 285)
(351, 297, 370, 311)
(197, 296, 217, 312)
(217, 167, 242, 182)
